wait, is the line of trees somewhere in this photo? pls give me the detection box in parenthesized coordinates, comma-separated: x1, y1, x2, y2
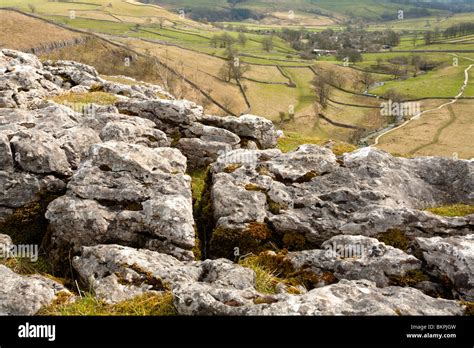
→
(444, 23, 474, 38)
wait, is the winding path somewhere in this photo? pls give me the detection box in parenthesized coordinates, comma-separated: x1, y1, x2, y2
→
(371, 55, 473, 147)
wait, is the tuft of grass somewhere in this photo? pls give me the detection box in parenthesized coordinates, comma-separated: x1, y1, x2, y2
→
(223, 163, 242, 173)
(190, 168, 208, 208)
(461, 301, 474, 316)
(240, 252, 336, 295)
(277, 132, 324, 153)
(239, 256, 280, 294)
(377, 229, 410, 251)
(51, 92, 118, 106)
(100, 75, 145, 86)
(277, 132, 356, 156)
(189, 168, 209, 261)
(426, 204, 474, 217)
(39, 292, 177, 316)
(389, 269, 430, 287)
(330, 142, 357, 156)
(0, 256, 51, 276)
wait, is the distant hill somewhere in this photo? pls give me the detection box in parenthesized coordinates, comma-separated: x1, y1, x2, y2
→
(145, 0, 449, 22)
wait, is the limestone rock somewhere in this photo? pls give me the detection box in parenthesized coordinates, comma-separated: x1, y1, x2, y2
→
(415, 234, 474, 301)
(199, 114, 278, 149)
(100, 120, 169, 148)
(173, 279, 464, 316)
(72, 244, 255, 304)
(208, 146, 474, 258)
(0, 265, 73, 315)
(10, 130, 72, 176)
(283, 235, 422, 287)
(0, 133, 14, 171)
(46, 141, 195, 262)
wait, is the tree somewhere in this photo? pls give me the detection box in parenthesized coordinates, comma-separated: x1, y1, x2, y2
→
(412, 33, 418, 47)
(220, 33, 236, 48)
(238, 32, 247, 47)
(210, 35, 220, 48)
(336, 48, 362, 63)
(218, 49, 250, 82)
(424, 31, 433, 45)
(361, 71, 374, 91)
(390, 62, 407, 80)
(312, 69, 336, 108)
(376, 57, 383, 68)
(261, 36, 274, 52)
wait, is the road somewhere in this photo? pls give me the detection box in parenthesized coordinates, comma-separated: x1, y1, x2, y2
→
(371, 55, 473, 147)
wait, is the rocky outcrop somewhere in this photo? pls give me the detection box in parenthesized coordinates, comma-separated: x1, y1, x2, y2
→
(116, 100, 279, 170)
(415, 234, 474, 301)
(72, 244, 255, 304)
(72, 244, 465, 316)
(173, 278, 465, 316)
(208, 145, 474, 258)
(0, 265, 73, 315)
(198, 114, 278, 149)
(46, 141, 195, 261)
(275, 235, 422, 288)
(0, 49, 473, 316)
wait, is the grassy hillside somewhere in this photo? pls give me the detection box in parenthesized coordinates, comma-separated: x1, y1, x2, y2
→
(0, 9, 85, 51)
(1, 0, 473, 158)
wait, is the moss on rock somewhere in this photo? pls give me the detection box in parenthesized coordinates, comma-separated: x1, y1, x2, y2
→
(209, 222, 274, 259)
(0, 192, 62, 245)
(376, 229, 410, 251)
(389, 269, 430, 287)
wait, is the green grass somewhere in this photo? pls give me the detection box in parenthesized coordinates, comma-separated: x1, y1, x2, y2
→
(39, 292, 177, 316)
(277, 131, 324, 152)
(239, 256, 280, 294)
(281, 67, 315, 113)
(371, 62, 470, 98)
(426, 204, 474, 217)
(51, 91, 118, 105)
(190, 168, 208, 209)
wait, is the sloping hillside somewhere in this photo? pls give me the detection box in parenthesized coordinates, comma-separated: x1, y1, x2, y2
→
(0, 9, 86, 52)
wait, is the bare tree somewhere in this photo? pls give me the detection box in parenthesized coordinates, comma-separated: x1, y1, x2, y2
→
(238, 32, 247, 47)
(361, 71, 374, 91)
(261, 36, 274, 52)
(312, 70, 334, 108)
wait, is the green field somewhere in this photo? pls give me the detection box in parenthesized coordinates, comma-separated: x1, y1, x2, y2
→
(1, 0, 473, 156)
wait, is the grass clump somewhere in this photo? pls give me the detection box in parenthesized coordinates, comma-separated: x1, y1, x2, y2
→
(330, 142, 357, 156)
(389, 269, 430, 287)
(277, 132, 324, 153)
(277, 132, 356, 156)
(377, 229, 410, 251)
(223, 163, 242, 173)
(0, 256, 51, 276)
(461, 301, 474, 316)
(51, 92, 117, 106)
(39, 292, 177, 316)
(189, 167, 213, 260)
(426, 204, 474, 217)
(242, 252, 337, 293)
(239, 256, 281, 294)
